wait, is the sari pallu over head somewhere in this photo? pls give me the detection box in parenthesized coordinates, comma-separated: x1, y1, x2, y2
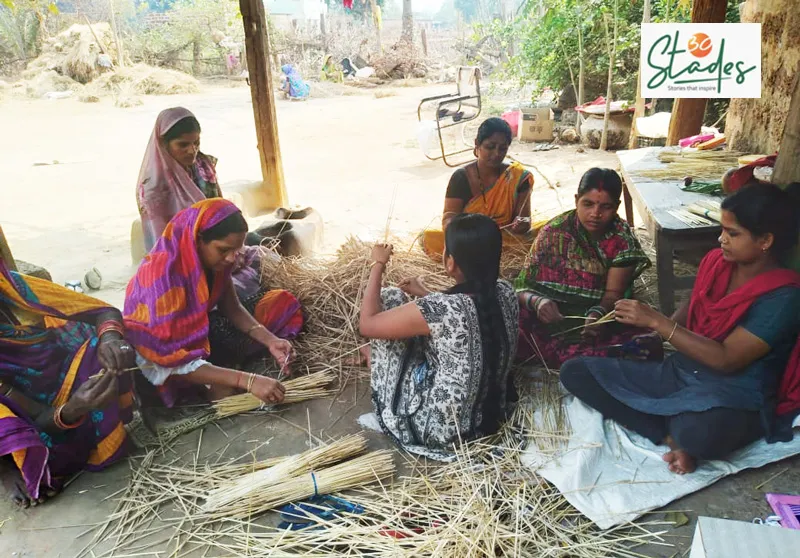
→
(515, 210, 650, 308)
(687, 248, 800, 432)
(124, 198, 241, 368)
(137, 107, 222, 252)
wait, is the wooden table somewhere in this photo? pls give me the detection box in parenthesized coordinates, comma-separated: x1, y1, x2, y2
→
(617, 147, 722, 315)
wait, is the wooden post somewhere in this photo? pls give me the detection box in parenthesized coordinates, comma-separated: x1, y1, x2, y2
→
(421, 27, 428, 57)
(107, 0, 125, 68)
(773, 72, 800, 185)
(320, 13, 327, 50)
(628, 0, 652, 149)
(240, 0, 288, 209)
(666, 0, 728, 145)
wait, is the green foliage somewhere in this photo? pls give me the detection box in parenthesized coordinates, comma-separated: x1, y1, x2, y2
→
(0, 4, 39, 62)
(125, 0, 242, 75)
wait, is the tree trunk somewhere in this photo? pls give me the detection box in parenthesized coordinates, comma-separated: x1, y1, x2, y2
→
(239, 0, 288, 208)
(421, 27, 428, 56)
(773, 72, 800, 185)
(666, 0, 728, 146)
(600, 1, 618, 152)
(192, 39, 201, 76)
(401, 0, 414, 43)
(628, 0, 652, 149)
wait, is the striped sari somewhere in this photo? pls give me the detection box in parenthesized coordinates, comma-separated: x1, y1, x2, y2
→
(0, 262, 133, 500)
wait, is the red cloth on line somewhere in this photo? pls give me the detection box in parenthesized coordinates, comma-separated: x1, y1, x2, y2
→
(343, 0, 353, 9)
(687, 249, 800, 416)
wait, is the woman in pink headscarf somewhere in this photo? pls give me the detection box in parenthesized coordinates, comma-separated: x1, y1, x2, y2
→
(136, 107, 221, 253)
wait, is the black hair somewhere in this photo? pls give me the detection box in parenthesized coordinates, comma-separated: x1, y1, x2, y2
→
(721, 182, 800, 263)
(163, 116, 201, 142)
(576, 168, 623, 203)
(476, 117, 513, 146)
(444, 213, 512, 435)
(199, 211, 248, 243)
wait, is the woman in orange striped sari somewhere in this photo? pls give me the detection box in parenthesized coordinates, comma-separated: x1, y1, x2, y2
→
(422, 118, 535, 258)
(0, 260, 135, 507)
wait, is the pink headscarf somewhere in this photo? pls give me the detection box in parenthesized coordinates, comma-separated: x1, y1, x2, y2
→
(136, 107, 206, 252)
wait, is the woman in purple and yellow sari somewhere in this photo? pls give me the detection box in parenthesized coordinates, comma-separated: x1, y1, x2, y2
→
(422, 118, 536, 259)
(515, 168, 657, 368)
(124, 199, 303, 407)
(1, 261, 135, 507)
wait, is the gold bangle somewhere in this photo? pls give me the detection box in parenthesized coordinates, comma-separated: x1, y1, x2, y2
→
(370, 261, 386, 269)
(247, 324, 263, 336)
(246, 373, 256, 393)
(665, 321, 678, 343)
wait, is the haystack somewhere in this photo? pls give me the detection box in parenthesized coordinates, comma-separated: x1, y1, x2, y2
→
(91, 64, 200, 96)
(372, 41, 428, 80)
(23, 23, 118, 84)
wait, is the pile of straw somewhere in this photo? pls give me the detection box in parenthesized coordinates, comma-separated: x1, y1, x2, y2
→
(22, 24, 118, 85)
(260, 236, 529, 387)
(212, 369, 336, 418)
(638, 149, 743, 181)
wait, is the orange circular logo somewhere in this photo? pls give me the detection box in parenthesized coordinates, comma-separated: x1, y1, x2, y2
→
(688, 33, 713, 58)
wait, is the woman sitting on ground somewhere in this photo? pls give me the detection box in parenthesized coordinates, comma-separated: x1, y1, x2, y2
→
(136, 107, 296, 298)
(124, 199, 303, 408)
(515, 168, 654, 367)
(360, 214, 519, 459)
(0, 259, 135, 507)
(280, 64, 310, 100)
(561, 183, 800, 475)
(422, 118, 535, 259)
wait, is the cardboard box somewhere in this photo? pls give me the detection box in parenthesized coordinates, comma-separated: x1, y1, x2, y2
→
(518, 108, 554, 142)
(689, 517, 800, 558)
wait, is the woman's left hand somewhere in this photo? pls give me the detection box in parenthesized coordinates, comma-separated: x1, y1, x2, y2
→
(370, 243, 393, 266)
(267, 338, 295, 375)
(97, 335, 136, 372)
(614, 299, 663, 330)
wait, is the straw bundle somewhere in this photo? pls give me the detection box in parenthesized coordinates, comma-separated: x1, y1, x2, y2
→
(638, 149, 744, 180)
(202, 434, 368, 512)
(214, 450, 396, 519)
(686, 199, 722, 223)
(212, 370, 336, 418)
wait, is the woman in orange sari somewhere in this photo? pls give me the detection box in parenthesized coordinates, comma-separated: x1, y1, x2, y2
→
(422, 118, 534, 258)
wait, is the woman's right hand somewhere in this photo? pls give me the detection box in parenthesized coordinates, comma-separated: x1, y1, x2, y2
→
(250, 376, 286, 405)
(63, 373, 119, 423)
(537, 298, 564, 324)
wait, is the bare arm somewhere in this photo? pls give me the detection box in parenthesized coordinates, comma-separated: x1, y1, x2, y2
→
(598, 266, 635, 313)
(359, 244, 431, 340)
(615, 300, 771, 374)
(442, 198, 465, 230)
(510, 177, 533, 234)
(671, 301, 690, 327)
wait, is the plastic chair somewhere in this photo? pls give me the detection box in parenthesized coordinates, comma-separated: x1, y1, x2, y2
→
(417, 66, 482, 167)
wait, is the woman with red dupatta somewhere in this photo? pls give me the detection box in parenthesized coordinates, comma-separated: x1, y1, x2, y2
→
(560, 183, 800, 475)
(124, 199, 303, 408)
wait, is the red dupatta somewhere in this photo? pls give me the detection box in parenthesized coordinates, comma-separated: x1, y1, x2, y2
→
(687, 249, 800, 416)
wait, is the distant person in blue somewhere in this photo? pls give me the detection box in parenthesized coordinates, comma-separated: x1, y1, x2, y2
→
(280, 64, 310, 100)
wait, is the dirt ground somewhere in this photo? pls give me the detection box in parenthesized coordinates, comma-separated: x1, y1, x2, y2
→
(1, 83, 798, 556)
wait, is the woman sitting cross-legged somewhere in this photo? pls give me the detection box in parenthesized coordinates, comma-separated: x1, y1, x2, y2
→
(515, 168, 655, 367)
(561, 183, 800, 475)
(1, 259, 135, 507)
(359, 214, 519, 459)
(124, 199, 303, 408)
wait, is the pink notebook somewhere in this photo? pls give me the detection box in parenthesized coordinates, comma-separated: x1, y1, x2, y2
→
(766, 493, 800, 530)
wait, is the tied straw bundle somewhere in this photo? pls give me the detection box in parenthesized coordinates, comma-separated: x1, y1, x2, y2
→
(212, 370, 336, 418)
(207, 450, 395, 520)
(202, 434, 368, 512)
(638, 149, 744, 181)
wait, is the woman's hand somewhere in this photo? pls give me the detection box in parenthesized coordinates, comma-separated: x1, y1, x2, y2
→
(510, 216, 531, 234)
(537, 298, 564, 324)
(370, 243, 393, 266)
(399, 277, 430, 298)
(614, 299, 664, 330)
(62, 373, 118, 423)
(267, 338, 294, 375)
(97, 335, 136, 372)
(582, 315, 602, 338)
(250, 376, 286, 405)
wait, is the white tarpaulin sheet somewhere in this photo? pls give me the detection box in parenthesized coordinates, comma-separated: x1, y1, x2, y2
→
(522, 397, 800, 529)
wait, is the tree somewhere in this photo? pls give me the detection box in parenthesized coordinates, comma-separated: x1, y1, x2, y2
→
(401, 0, 412, 43)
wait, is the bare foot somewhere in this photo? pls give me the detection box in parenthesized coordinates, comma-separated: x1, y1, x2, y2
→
(344, 346, 371, 368)
(1, 460, 58, 508)
(662, 450, 697, 474)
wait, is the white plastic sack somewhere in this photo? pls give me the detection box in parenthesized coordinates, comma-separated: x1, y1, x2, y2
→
(416, 120, 439, 158)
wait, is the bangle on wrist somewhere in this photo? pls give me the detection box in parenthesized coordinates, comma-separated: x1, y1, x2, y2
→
(585, 305, 606, 318)
(665, 321, 678, 343)
(246, 373, 256, 393)
(247, 323, 264, 336)
(370, 260, 386, 269)
(54, 405, 85, 430)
